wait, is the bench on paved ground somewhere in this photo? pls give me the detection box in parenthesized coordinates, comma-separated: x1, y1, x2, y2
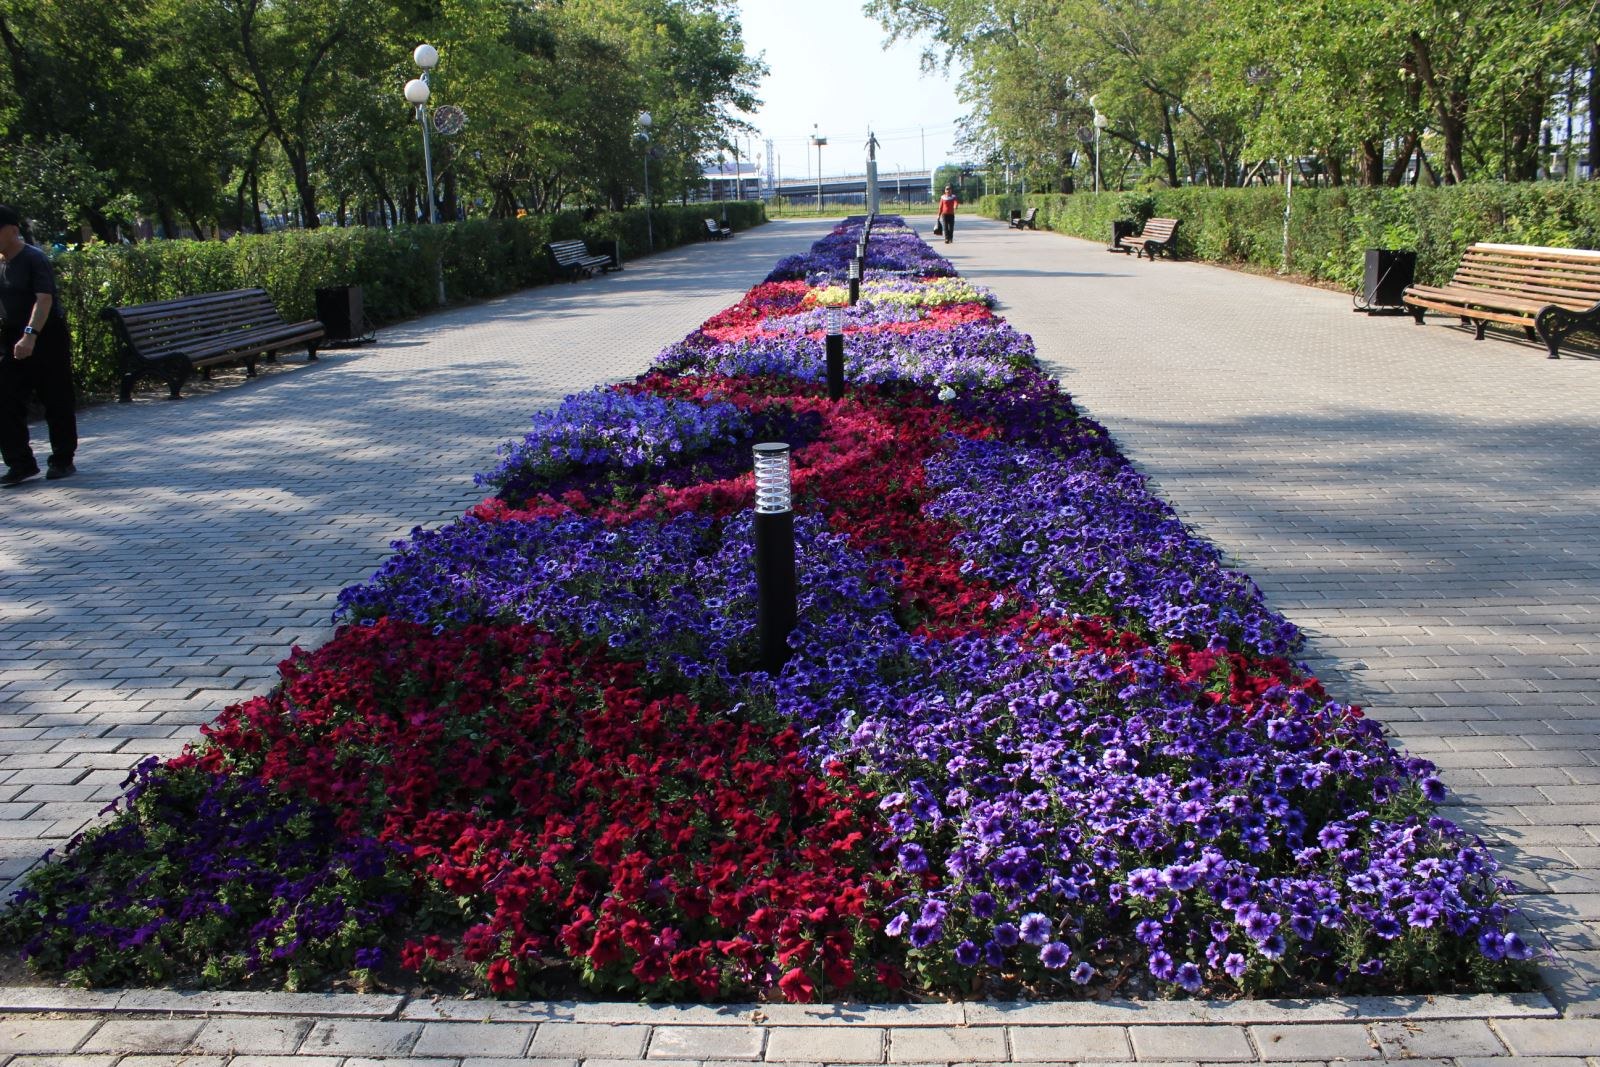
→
(1009, 207, 1038, 230)
(1403, 242, 1600, 359)
(1116, 217, 1180, 259)
(705, 218, 732, 239)
(544, 238, 617, 281)
(104, 288, 323, 402)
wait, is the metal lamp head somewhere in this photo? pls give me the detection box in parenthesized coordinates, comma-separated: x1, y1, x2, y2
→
(752, 443, 792, 514)
(637, 110, 653, 129)
(825, 306, 844, 335)
(413, 43, 439, 69)
(404, 78, 430, 105)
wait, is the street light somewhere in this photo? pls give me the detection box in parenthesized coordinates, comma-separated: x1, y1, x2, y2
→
(637, 111, 654, 252)
(1092, 107, 1109, 195)
(405, 43, 446, 304)
(811, 131, 827, 212)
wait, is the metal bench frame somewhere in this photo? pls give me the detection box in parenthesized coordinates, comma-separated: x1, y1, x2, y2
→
(545, 239, 617, 281)
(104, 288, 323, 402)
(1403, 242, 1600, 359)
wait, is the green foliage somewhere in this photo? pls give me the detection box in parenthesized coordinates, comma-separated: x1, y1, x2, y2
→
(54, 203, 766, 397)
(979, 183, 1600, 290)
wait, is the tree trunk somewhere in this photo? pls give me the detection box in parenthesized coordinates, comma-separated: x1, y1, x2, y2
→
(1161, 104, 1180, 187)
(1590, 49, 1599, 178)
(1326, 152, 1345, 187)
(1410, 33, 1467, 183)
(1386, 132, 1419, 186)
(1360, 140, 1384, 186)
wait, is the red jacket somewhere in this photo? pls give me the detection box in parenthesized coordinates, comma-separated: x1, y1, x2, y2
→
(938, 193, 959, 216)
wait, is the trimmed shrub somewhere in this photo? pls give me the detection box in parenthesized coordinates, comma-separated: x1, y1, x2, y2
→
(53, 202, 766, 398)
(980, 184, 1600, 292)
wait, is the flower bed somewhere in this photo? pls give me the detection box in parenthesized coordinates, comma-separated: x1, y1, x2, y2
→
(3, 216, 1533, 1002)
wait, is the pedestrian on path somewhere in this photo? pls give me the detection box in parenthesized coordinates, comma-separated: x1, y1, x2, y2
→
(936, 185, 959, 245)
(0, 203, 77, 486)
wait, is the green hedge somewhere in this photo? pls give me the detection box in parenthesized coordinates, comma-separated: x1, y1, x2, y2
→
(980, 184, 1600, 292)
(54, 201, 766, 398)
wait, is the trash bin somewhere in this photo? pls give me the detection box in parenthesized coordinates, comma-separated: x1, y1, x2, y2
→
(315, 285, 371, 345)
(1110, 219, 1137, 252)
(1360, 249, 1416, 314)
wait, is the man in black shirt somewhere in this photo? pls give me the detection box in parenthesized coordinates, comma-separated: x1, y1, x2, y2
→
(0, 203, 77, 485)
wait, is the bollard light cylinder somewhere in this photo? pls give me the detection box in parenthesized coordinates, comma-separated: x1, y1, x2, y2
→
(825, 306, 845, 400)
(752, 442, 796, 674)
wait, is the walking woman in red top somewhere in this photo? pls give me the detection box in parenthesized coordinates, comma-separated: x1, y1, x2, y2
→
(936, 186, 959, 244)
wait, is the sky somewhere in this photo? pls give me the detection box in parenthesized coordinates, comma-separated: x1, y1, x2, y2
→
(731, 1, 967, 182)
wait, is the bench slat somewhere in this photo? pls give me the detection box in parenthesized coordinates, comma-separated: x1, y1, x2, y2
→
(1403, 241, 1600, 357)
(1453, 263, 1600, 297)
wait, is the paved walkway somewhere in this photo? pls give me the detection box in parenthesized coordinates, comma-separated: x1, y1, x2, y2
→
(2, 216, 1599, 1064)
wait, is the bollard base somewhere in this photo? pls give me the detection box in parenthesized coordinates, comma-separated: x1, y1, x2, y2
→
(754, 509, 797, 674)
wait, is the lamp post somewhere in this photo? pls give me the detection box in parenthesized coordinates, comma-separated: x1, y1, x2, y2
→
(811, 132, 827, 212)
(637, 111, 654, 252)
(404, 43, 446, 305)
(825, 306, 845, 400)
(1091, 97, 1109, 195)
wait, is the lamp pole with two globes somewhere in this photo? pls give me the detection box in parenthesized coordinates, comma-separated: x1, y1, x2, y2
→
(403, 43, 446, 304)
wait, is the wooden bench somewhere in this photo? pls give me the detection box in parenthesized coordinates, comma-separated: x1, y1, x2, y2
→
(1009, 207, 1038, 230)
(705, 218, 733, 240)
(544, 238, 617, 281)
(1403, 243, 1600, 359)
(104, 288, 323, 402)
(1117, 217, 1180, 259)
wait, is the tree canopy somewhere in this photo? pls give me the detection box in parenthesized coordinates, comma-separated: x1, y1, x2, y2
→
(867, 0, 1598, 192)
(0, 0, 764, 241)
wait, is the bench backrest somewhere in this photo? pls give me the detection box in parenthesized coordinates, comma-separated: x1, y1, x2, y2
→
(1453, 243, 1600, 309)
(546, 239, 592, 265)
(1140, 218, 1178, 241)
(105, 289, 287, 356)
(705, 219, 721, 232)
(1023, 207, 1038, 220)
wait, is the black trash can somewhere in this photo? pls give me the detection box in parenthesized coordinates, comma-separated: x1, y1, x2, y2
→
(1110, 219, 1137, 252)
(315, 285, 371, 344)
(1361, 249, 1416, 313)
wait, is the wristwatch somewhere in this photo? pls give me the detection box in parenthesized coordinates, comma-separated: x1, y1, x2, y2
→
(21, 326, 35, 335)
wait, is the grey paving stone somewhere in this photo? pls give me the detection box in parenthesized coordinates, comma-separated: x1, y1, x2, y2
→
(79, 1020, 204, 1054)
(1371, 1019, 1507, 1058)
(0, 1020, 99, 1055)
(887, 1027, 1008, 1063)
(115, 1057, 226, 1067)
(528, 1023, 650, 1059)
(223, 1058, 341, 1067)
(300, 1020, 422, 1057)
(763, 1025, 884, 1062)
(2, 1056, 118, 1067)
(1006, 1025, 1132, 1061)
(1246, 1024, 1378, 1061)
(413, 1022, 536, 1058)
(1127, 1026, 1254, 1062)
(187, 1018, 313, 1056)
(1493, 1018, 1600, 1055)
(645, 1025, 764, 1060)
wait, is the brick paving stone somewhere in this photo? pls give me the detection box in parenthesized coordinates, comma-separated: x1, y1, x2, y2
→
(646, 1025, 764, 1060)
(187, 1019, 313, 1056)
(1371, 1019, 1507, 1058)
(116, 1057, 227, 1067)
(887, 1027, 1008, 1063)
(1494, 1018, 1600, 1055)
(528, 1023, 650, 1059)
(0, 1020, 99, 1055)
(413, 1022, 536, 1058)
(3, 1057, 118, 1067)
(1246, 1025, 1378, 1061)
(1127, 1026, 1255, 1062)
(224, 1057, 342, 1067)
(1459, 1060, 1595, 1067)
(763, 1025, 884, 1062)
(1006, 1026, 1131, 1061)
(300, 1020, 422, 1057)
(79, 1020, 204, 1054)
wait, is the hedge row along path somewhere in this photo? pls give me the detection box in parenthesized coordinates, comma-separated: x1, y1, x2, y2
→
(1, 215, 1599, 1062)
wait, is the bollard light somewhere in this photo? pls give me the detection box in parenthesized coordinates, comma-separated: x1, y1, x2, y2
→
(825, 306, 845, 400)
(847, 258, 861, 306)
(752, 443, 797, 674)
